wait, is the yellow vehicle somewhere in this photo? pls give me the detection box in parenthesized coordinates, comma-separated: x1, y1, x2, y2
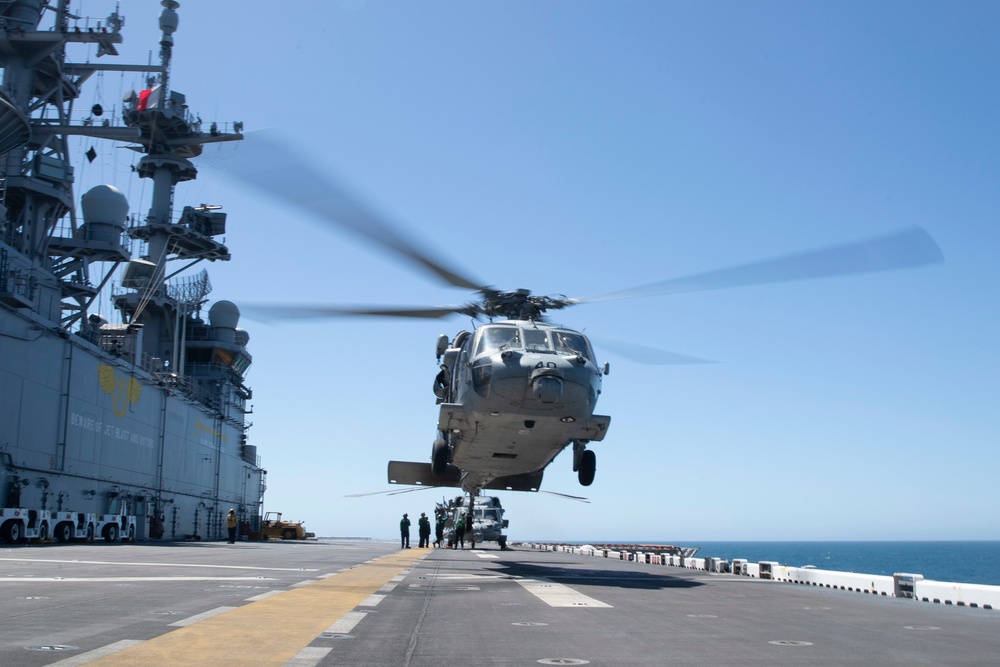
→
(260, 512, 314, 540)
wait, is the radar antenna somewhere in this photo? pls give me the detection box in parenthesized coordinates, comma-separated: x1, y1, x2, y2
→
(167, 269, 212, 317)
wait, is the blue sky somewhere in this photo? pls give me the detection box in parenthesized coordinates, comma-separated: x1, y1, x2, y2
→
(73, 1, 998, 542)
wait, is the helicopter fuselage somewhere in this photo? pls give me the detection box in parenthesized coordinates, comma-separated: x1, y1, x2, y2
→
(435, 321, 610, 493)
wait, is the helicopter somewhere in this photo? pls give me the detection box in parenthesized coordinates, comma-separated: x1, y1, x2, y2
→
(228, 131, 944, 499)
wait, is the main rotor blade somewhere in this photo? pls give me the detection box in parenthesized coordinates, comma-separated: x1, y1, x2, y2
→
(227, 129, 487, 292)
(590, 336, 715, 365)
(539, 490, 591, 503)
(386, 486, 441, 496)
(581, 226, 943, 303)
(242, 303, 479, 322)
(344, 488, 401, 498)
(345, 486, 440, 498)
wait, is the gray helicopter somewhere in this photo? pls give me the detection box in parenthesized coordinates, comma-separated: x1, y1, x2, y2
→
(412, 297, 611, 494)
(231, 131, 944, 499)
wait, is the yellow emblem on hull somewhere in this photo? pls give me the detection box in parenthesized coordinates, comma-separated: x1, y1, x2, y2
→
(194, 417, 226, 439)
(98, 364, 142, 417)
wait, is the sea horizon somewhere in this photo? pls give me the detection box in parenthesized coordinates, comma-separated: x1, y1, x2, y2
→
(547, 539, 1000, 587)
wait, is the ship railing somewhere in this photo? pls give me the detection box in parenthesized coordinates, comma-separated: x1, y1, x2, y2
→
(184, 361, 247, 384)
(49, 216, 132, 248)
(139, 353, 200, 400)
(0, 250, 37, 305)
(96, 331, 136, 360)
(70, 101, 240, 142)
(184, 328, 220, 342)
(1, 223, 21, 250)
(122, 354, 250, 419)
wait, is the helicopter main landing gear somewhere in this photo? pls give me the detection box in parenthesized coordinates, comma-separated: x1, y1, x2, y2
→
(431, 434, 450, 476)
(572, 440, 596, 486)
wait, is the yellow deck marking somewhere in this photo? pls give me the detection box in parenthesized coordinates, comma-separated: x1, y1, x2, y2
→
(86, 550, 423, 667)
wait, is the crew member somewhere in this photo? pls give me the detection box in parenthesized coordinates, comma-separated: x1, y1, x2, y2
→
(226, 509, 238, 544)
(400, 513, 411, 549)
(464, 511, 474, 549)
(418, 512, 431, 548)
(455, 512, 466, 549)
(434, 512, 446, 548)
(433, 365, 450, 400)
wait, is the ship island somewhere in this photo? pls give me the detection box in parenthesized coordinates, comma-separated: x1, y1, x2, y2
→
(0, 0, 262, 545)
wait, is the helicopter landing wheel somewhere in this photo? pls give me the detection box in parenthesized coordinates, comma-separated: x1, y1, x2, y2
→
(578, 449, 596, 486)
(432, 438, 449, 476)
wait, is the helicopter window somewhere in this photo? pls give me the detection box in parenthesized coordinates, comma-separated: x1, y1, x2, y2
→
(553, 331, 595, 362)
(522, 328, 551, 352)
(475, 325, 520, 355)
(471, 360, 492, 397)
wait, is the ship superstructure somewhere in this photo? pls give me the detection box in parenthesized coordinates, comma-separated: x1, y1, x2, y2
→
(0, 1, 263, 542)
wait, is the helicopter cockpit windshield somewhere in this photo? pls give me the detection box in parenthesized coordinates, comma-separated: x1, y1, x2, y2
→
(475, 325, 520, 355)
(522, 328, 550, 352)
(473, 324, 595, 363)
(552, 330, 595, 362)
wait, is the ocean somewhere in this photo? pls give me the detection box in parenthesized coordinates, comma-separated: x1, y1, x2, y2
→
(660, 541, 1000, 587)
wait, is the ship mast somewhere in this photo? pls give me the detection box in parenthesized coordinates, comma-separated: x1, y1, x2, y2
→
(1, 0, 242, 337)
(0, 0, 125, 326)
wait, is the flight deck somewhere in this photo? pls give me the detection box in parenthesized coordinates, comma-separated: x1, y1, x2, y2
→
(1, 540, 997, 666)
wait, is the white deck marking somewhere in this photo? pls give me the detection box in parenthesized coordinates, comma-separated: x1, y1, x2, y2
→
(325, 610, 368, 634)
(379, 583, 397, 592)
(44, 640, 143, 667)
(516, 578, 612, 608)
(358, 593, 385, 607)
(284, 646, 332, 666)
(0, 557, 317, 572)
(245, 590, 284, 602)
(168, 606, 237, 627)
(290, 579, 316, 588)
(405, 571, 500, 590)
(476, 553, 500, 559)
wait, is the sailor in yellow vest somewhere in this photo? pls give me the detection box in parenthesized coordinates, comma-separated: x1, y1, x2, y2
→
(226, 509, 238, 543)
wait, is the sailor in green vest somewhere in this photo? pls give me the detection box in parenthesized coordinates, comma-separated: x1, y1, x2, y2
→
(400, 513, 411, 549)
(418, 512, 431, 548)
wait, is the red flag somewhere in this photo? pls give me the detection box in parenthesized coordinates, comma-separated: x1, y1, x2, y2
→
(136, 85, 160, 111)
(136, 89, 151, 111)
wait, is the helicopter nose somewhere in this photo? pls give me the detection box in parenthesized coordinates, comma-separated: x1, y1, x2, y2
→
(531, 373, 563, 404)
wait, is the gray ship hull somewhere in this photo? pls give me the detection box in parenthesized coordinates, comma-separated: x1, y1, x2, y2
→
(0, 541, 996, 666)
(0, 312, 263, 540)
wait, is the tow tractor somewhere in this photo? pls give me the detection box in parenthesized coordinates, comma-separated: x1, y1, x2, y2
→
(94, 513, 137, 542)
(260, 511, 315, 540)
(0, 508, 52, 543)
(0, 508, 133, 544)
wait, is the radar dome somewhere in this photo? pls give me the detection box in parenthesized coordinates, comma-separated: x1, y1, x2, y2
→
(234, 328, 250, 347)
(81, 184, 129, 225)
(209, 300, 240, 329)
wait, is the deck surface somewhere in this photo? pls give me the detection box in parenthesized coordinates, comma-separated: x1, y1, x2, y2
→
(1, 540, 997, 666)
